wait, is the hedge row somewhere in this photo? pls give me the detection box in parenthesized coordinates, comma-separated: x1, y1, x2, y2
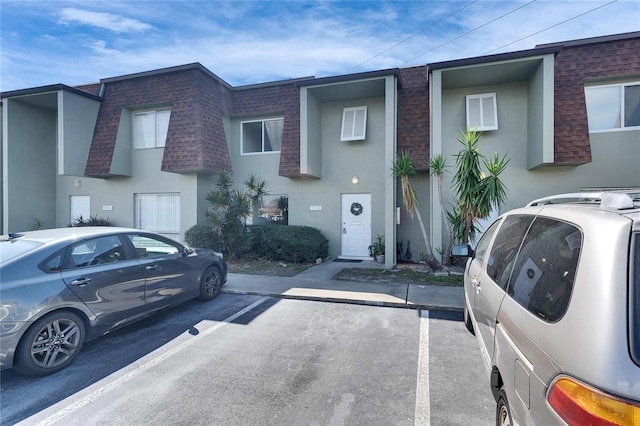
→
(185, 224, 328, 263)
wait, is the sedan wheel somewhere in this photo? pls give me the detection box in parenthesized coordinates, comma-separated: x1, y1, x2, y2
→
(15, 311, 85, 376)
(199, 266, 222, 300)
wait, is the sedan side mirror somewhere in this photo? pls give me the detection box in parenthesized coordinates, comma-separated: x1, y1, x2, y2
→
(182, 247, 194, 256)
(451, 244, 474, 258)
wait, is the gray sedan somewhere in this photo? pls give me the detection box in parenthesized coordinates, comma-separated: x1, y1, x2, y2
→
(0, 227, 226, 376)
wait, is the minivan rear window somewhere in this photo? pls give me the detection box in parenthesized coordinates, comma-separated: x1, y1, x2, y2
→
(487, 215, 535, 290)
(507, 217, 582, 322)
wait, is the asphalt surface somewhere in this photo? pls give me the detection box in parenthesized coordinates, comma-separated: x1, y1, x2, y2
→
(222, 259, 465, 311)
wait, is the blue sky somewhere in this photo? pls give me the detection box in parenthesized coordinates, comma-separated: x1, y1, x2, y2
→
(1, 0, 639, 92)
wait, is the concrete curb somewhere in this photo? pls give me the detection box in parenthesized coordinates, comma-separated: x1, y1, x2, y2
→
(220, 287, 464, 312)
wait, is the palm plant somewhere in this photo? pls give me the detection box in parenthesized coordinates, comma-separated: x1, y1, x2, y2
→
(205, 170, 269, 258)
(244, 173, 269, 219)
(392, 151, 443, 271)
(452, 129, 509, 243)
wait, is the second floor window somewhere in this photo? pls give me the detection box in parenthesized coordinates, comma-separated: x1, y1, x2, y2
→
(466, 93, 498, 131)
(585, 82, 640, 132)
(241, 118, 284, 154)
(133, 109, 171, 149)
(341, 106, 367, 141)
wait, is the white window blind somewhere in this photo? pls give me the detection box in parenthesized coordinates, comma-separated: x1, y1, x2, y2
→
(135, 193, 180, 241)
(466, 94, 498, 131)
(241, 118, 284, 154)
(133, 109, 171, 149)
(341, 106, 367, 141)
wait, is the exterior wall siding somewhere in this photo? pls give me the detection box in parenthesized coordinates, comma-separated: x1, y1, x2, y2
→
(397, 66, 430, 170)
(86, 67, 232, 176)
(232, 84, 301, 177)
(553, 36, 640, 164)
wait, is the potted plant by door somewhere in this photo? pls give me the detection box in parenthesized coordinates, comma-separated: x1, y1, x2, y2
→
(372, 234, 385, 263)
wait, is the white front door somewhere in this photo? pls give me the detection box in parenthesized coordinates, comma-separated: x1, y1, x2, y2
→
(70, 196, 90, 224)
(341, 193, 371, 258)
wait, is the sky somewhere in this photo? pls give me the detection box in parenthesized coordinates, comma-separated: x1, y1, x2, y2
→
(1, 0, 639, 92)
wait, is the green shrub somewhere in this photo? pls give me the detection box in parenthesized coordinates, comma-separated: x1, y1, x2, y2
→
(249, 225, 328, 263)
(71, 215, 112, 227)
(185, 224, 328, 263)
(185, 224, 224, 250)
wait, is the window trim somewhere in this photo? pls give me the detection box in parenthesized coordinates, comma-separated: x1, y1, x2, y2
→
(466, 93, 498, 131)
(585, 81, 640, 133)
(340, 106, 368, 141)
(240, 117, 284, 155)
(132, 108, 171, 149)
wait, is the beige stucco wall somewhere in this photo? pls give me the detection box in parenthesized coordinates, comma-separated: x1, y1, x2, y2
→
(56, 146, 202, 242)
(3, 98, 57, 232)
(226, 115, 291, 198)
(60, 91, 100, 176)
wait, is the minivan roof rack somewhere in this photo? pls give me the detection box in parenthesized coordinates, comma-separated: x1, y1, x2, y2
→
(527, 190, 640, 210)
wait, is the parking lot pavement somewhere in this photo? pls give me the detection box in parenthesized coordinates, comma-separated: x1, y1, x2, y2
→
(8, 295, 492, 426)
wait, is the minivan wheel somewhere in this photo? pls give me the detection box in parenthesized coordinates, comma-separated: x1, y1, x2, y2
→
(496, 388, 512, 426)
(199, 266, 222, 300)
(464, 303, 475, 335)
(14, 311, 85, 376)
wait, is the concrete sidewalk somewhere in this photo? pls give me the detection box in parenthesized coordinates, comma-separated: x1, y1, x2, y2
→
(221, 259, 464, 311)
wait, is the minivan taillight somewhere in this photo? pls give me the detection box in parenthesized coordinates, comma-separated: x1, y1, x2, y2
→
(547, 377, 640, 425)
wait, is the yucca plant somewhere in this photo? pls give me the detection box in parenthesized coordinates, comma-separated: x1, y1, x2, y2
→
(392, 151, 443, 271)
(429, 154, 454, 264)
(452, 129, 509, 243)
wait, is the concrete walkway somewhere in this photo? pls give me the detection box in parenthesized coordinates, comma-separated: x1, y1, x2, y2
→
(221, 259, 464, 311)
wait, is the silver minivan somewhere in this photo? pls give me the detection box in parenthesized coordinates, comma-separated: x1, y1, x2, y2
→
(453, 191, 640, 425)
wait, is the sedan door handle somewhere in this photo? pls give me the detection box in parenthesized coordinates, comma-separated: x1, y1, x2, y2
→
(146, 265, 159, 271)
(70, 278, 92, 287)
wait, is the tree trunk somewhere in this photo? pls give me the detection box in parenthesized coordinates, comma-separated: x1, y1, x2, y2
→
(436, 174, 453, 265)
(415, 208, 443, 271)
(463, 207, 474, 244)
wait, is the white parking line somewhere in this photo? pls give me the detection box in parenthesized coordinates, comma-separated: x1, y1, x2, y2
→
(18, 297, 269, 426)
(415, 310, 430, 426)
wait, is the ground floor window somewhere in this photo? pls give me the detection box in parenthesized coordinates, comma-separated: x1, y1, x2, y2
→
(247, 194, 288, 225)
(135, 193, 180, 241)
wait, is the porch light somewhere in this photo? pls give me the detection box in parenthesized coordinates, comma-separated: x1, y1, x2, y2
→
(351, 176, 359, 185)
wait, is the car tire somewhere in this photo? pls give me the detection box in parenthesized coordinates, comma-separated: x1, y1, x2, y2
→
(496, 388, 512, 426)
(199, 266, 222, 300)
(464, 303, 475, 335)
(14, 311, 85, 376)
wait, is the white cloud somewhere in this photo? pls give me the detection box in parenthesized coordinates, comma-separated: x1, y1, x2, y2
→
(57, 7, 153, 33)
(1, 1, 638, 92)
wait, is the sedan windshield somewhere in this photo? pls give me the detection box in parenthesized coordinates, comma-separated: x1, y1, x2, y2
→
(0, 240, 43, 264)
